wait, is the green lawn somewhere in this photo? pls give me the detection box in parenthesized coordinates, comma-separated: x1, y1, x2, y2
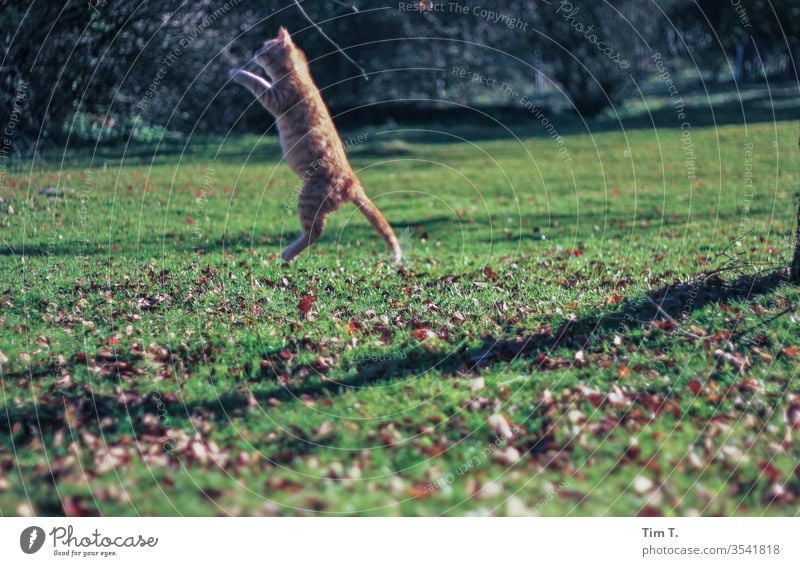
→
(1, 99, 799, 515)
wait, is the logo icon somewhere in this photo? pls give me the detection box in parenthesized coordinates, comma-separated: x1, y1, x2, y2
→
(20, 526, 45, 554)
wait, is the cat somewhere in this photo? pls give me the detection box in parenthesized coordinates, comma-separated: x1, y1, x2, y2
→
(229, 27, 402, 264)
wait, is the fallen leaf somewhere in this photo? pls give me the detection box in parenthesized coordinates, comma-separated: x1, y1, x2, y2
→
(412, 328, 435, 341)
(487, 414, 514, 439)
(493, 446, 521, 465)
(298, 294, 316, 317)
(632, 475, 654, 494)
(758, 460, 781, 483)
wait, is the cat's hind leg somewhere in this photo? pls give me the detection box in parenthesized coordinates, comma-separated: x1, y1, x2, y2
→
(281, 234, 311, 262)
(281, 221, 325, 262)
(281, 193, 328, 262)
(353, 190, 402, 264)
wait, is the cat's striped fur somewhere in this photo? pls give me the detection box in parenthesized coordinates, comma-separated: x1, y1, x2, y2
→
(229, 27, 401, 263)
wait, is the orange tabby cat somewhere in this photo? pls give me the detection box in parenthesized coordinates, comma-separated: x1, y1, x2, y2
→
(229, 27, 402, 263)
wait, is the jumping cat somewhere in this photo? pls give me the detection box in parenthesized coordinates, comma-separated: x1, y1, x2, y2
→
(229, 27, 402, 264)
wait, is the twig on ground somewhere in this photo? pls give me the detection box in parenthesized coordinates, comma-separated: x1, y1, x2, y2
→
(644, 296, 702, 339)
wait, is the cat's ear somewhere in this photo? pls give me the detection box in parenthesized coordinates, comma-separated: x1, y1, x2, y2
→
(278, 26, 293, 44)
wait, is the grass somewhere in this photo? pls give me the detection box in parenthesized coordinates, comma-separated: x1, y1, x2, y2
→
(1, 89, 799, 516)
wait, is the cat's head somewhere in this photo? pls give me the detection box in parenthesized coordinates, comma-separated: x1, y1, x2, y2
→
(257, 27, 303, 75)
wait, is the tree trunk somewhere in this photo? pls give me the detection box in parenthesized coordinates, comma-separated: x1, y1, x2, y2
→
(734, 33, 749, 83)
(790, 199, 800, 283)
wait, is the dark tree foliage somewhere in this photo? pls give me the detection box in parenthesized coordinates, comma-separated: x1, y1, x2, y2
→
(0, 0, 796, 149)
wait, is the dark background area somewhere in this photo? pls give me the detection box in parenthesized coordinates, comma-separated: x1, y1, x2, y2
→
(1, 0, 798, 153)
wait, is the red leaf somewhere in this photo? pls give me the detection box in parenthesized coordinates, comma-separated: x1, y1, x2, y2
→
(108, 337, 119, 346)
(607, 294, 623, 305)
(412, 328, 434, 341)
(535, 353, 549, 368)
(483, 266, 499, 282)
(687, 380, 702, 395)
(711, 330, 732, 342)
(758, 460, 781, 483)
(408, 483, 431, 498)
(781, 346, 799, 358)
(298, 294, 316, 317)
(653, 319, 676, 332)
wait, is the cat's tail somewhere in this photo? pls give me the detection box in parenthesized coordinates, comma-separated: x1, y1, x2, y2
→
(352, 188, 402, 264)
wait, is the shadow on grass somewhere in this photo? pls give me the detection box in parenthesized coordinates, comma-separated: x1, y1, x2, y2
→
(3, 205, 768, 259)
(1, 268, 792, 431)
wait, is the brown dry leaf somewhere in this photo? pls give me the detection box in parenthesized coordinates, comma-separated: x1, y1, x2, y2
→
(751, 347, 773, 363)
(298, 294, 316, 317)
(411, 328, 435, 341)
(607, 385, 629, 407)
(632, 475, 654, 494)
(346, 320, 360, 335)
(408, 483, 431, 499)
(736, 378, 764, 394)
(721, 444, 748, 465)
(786, 397, 800, 432)
(316, 421, 334, 440)
(758, 460, 781, 483)
(687, 448, 703, 470)
(493, 445, 521, 465)
(487, 414, 514, 439)
(567, 409, 586, 424)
